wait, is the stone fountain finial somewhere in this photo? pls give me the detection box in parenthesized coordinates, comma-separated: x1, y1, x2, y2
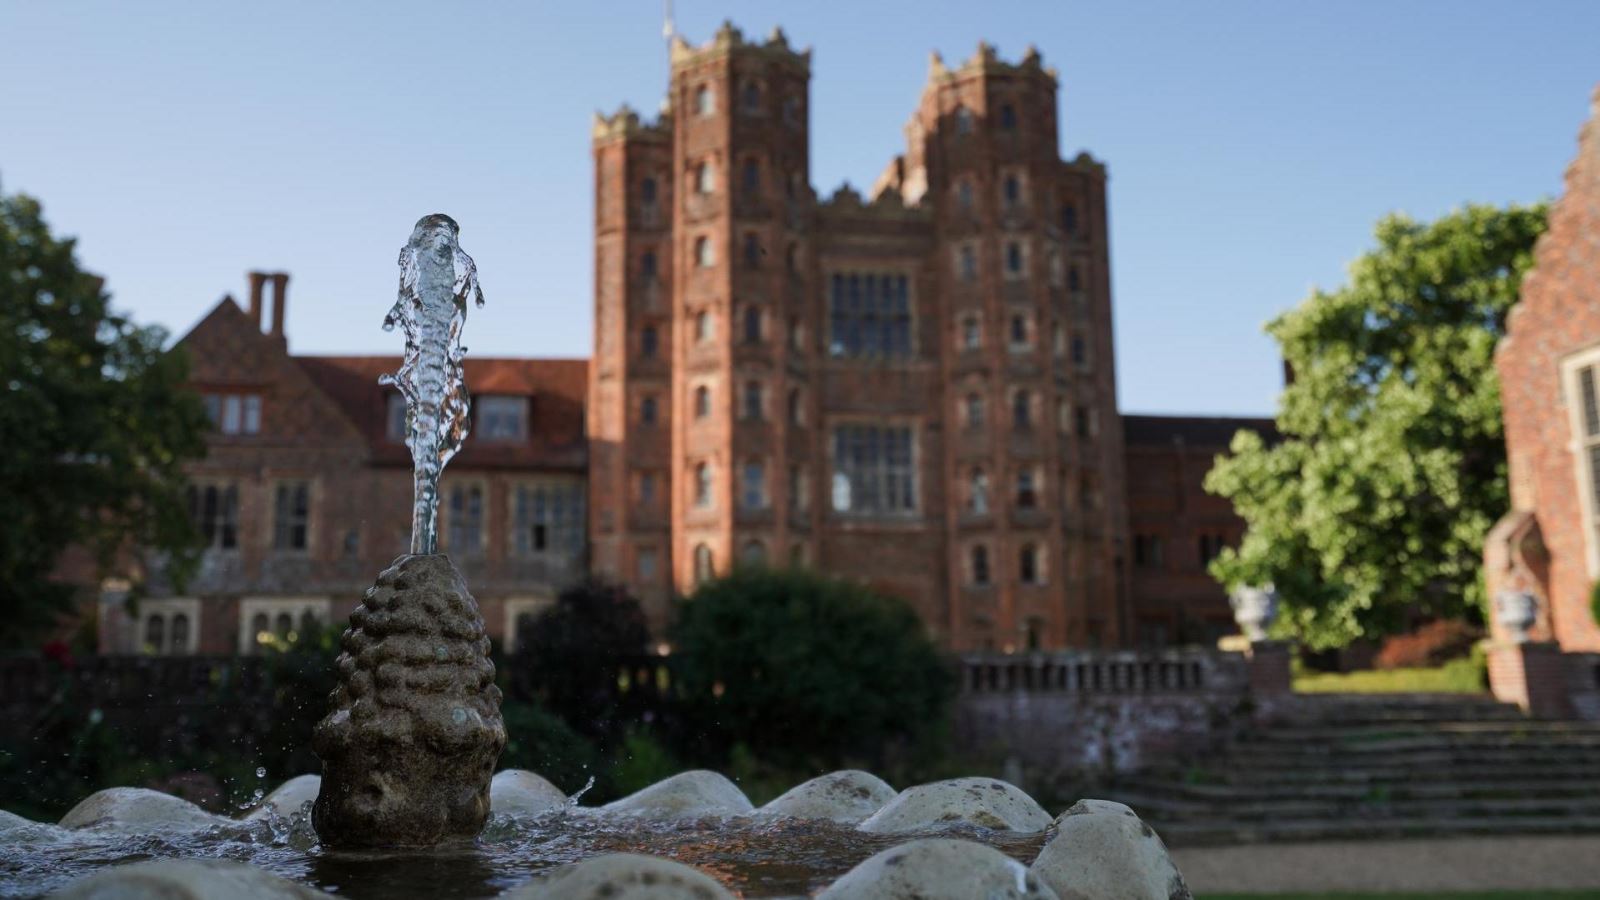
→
(312, 216, 504, 849)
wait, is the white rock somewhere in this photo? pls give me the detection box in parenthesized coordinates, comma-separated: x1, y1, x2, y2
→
(1031, 801, 1190, 900)
(818, 837, 1059, 899)
(0, 808, 69, 843)
(756, 770, 897, 824)
(597, 770, 753, 820)
(857, 777, 1051, 834)
(58, 787, 234, 833)
(503, 852, 736, 899)
(1052, 798, 1138, 824)
(52, 858, 332, 899)
(490, 769, 567, 818)
(244, 774, 320, 822)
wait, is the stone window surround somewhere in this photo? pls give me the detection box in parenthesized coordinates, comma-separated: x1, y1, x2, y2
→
(270, 477, 315, 554)
(828, 418, 920, 517)
(238, 596, 331, 654)
(138, 597, 201, 656)
(1561, 342, 1600, 577)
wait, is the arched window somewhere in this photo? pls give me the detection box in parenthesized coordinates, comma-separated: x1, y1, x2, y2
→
(787, 387, 803, 425)
(299, 610, 317, 636)
(695, 84, 714, 116)
(1016, 468, 1038, 509)
(743, 233, 762, 268)
(695, 310, 714, 342)
(740, 461, 766, 509)
(958, 246, 977, 281)
(970, 468, 990, 514)
(741, 539, 768, 566)
(642, 325, 659, 357)
(641, 395, 659, 426)
(1000, 103, 1017, 131)
(252, 613, 270, 646)
(961, 314, 981, 349)
(694, 463, 713, 508)
(743, 380, 763, 421)
(171, 613, 190, 653)
(741, 81, 762, 113)
(743, 306, 761, 343)
(275, 612, 294, 638)
(1010, 314, 1028, 346)
(693, 543, 714, 585)
(641, 176, 658, 204)
(1003, 175, 1020, 206)
(1060, 203, 1078, 234)
(641, 250, 658, 280)
(971, 545, 990, 586)
(1005, 241, 1023, 274)
(145, 615, 165, 653)
(696, 160, 716, 194)
(1013, 390, 1033, 429)
(742, 158, 760, 193)
(694, 385, 710, 419)
(965, 392, 985, 428)
(695, 236, 715, 268)
(1020, 544, 1041, 584)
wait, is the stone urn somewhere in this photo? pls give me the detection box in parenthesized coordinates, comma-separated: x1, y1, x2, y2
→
(1493, 589, 1539, 643)
(1229, 584, 1278, 642)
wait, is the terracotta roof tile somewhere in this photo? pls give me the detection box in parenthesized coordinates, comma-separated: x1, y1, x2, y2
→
(294, 355, 588, 471)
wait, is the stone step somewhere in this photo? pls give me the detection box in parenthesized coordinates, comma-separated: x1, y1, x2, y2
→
(1138, 762, 1600, 787)
(1114, 792, 1600, 824)
(1152, 813, 1600, 848)
(1245, 720, 1600, 743)
(1117, 776, 1600, 803)
(1222, 742, 1600, 766)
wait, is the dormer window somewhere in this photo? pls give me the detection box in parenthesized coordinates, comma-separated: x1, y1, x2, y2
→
(203, 392, 261, 435)
(477, 395, 527, 442)
(386, 393, 408, 442)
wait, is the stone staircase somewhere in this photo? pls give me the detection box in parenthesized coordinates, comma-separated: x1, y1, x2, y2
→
(1113, 693, 1600, 845)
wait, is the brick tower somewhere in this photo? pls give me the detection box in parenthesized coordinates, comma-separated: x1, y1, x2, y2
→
(591, 26, 1129, 649)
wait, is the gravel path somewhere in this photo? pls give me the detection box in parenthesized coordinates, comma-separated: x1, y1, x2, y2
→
(1173, 836, 1600, 894)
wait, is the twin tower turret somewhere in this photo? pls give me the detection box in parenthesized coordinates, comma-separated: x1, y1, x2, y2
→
(588, 23, 1127, 653)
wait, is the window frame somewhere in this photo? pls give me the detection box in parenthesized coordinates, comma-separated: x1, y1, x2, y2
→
(1562, 345, 1600, 577)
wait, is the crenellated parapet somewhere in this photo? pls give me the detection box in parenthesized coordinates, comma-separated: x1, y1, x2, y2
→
(927, 40, 1058, 86)
(818, 181, 930, 223)
(591, 104, 671, 144)
(1065, 151, 1109, 179)
(669, 20, 811, 73)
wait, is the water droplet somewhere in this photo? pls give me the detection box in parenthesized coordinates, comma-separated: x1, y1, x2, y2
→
(452, 707, 466, 725)
(256, 767, 266, 778)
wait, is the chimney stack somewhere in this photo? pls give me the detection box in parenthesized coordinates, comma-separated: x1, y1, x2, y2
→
(269, 273, 289, 340)
(246, 271, 268, 329)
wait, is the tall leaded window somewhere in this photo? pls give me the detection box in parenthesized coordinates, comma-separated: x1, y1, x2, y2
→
(1060, 203, 1078, 234)
(447, 483, 485, 554)
(694, 462, 713, 508)
(1566, 357, 1600, 573)
(273, 481, 310, 550)
(203, 393, 262, 435)
(640, 394, 659, 426)
(828, 272, 912, 358)
(830, 424, 916, 515)
(743, 306, 762, 343)
(640, 176, 658, 204)
(743, 380, 764, 421)
(512, 481, 586, 556)
(971, 544, 990, 586)
(741, 460, 767, 510)
(641, 324, 659, 357)
(186, 482, 239, 550)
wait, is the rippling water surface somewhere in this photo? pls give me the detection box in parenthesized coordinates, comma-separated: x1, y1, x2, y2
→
(1, 807, 1049, 899)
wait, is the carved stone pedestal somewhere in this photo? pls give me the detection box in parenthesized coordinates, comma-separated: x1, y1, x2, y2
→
(312, 555, 506, 848)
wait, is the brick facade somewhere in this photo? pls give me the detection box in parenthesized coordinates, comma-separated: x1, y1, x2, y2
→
(1123, 415, 1276, 647)
(1486, 87, 1600, 653)
(102, 24, 1273, 656)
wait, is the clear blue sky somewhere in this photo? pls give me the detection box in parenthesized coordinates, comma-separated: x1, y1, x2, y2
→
(3, 1, 1596, 416)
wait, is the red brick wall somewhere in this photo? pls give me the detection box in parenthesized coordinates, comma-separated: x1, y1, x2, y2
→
(1491, 87, 1600, 652)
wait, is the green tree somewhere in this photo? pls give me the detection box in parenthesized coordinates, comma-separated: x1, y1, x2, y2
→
(0, 191, 209, 648)
(669, 567, 953, 770)
(1206, 203, 1548, 649)
(507, 579, 652, 744)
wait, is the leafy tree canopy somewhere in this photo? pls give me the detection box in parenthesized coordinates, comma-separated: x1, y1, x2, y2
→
(0, 191, 208, 649)
(669, 567, 953, 769)
(508, 579, 652, 744)
(1207, 203, 1548, 649)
